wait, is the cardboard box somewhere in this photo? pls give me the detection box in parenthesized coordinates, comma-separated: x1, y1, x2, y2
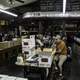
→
(38, 51, 53, 68)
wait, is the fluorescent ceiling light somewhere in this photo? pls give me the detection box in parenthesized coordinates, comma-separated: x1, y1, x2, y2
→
(63, 0, 67, 14)
(0, 8, 18, 17)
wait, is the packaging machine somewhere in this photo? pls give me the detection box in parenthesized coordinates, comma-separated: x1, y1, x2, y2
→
(16, 32, 56, 79)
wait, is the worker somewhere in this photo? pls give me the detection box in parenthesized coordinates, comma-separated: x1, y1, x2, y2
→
(54, 35, 67, 77)
(36, 34, 44, 51)
(0, 33, 2, 42)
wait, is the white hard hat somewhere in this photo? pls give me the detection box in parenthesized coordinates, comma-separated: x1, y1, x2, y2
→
(55, 35, 61, 40)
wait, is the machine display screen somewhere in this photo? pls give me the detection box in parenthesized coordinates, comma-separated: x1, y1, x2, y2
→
(24, 51, 29, 54)
(41, 58, 48, 62)
(24, 42, 28, 45)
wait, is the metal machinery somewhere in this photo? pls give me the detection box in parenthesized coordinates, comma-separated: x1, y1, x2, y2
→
(16, 31, 56, 67)
(16, 31, 56, 80)
(21, 31, 35, 58)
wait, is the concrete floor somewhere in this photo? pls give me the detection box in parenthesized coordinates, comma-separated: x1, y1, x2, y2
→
(68, 44, 80, 80)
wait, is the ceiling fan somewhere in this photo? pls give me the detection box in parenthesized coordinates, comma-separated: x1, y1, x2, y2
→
(15, 0, 24, 3)
(8, 0, 24, 4)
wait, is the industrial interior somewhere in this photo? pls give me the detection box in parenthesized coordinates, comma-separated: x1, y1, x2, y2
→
(0, 0, 80, 80)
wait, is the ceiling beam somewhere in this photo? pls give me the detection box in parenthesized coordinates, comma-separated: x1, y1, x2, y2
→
(23, 12, 80, 18)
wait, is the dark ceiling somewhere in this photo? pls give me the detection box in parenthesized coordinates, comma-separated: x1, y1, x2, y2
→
(0, 0, 80, 20)
(8, 1, 39, 16)
(0, 0, 39, 19)
(67, 0, 80, 11)
(7, 0, 80, 16)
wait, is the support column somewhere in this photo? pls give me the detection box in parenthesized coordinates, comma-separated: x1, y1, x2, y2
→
(63, 0, 67, 14)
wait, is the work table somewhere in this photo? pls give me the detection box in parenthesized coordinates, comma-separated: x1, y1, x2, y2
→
(16, 48, 56, 79)
(0, 38, 21, 65)
(16, 48, 56, 68)
(0, 38, 21, 51)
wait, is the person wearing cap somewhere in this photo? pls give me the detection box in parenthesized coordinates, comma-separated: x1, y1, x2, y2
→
(54, 35, 67, 77)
